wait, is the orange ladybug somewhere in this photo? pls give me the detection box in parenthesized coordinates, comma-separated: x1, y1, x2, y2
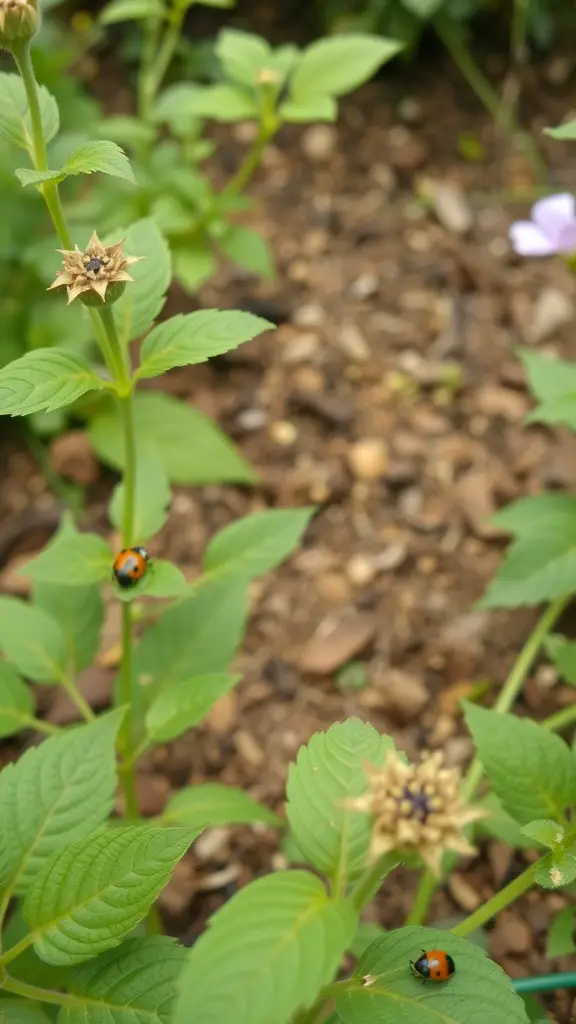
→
(410, 950, 455, 984)
(113, 547, 149, 589)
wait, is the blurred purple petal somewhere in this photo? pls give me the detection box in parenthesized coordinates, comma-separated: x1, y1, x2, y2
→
(532, 193, 576, 243)
(509, 221, 557, 256)
(557, 221, 576, 253)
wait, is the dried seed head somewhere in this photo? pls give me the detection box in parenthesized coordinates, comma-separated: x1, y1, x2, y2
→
(48, 231, 144, 307)
(0, 0, 38, 47)
(346, 749, 487, 877)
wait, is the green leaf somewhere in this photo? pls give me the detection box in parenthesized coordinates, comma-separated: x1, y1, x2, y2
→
(16, 141, 135, 188)
(24, 826, 192, 967)
(204, 508, 314, 582)
(290, 35, 402, 100)
(114, 218, 171, 343)
(173, 870, 357, 1024)
(0, 596, 67, 683)
(113, 558, 189, 603)
(0, 350, 107, 417)
(0, 711, 123, 896)
(25, 530, 112, 587)
(0, 1000, 53, 1023)
(489, 494, 576, 537)
(145, 673, 241, 743)
(59, 936, 187, 1024)
(544, 119, 576, 140)
(286, 719, 395, 883)
(89, 392, 256, 485)
(216, 29, 272, 87)
(545, 634, 576, 685)
(520, 819, 564, 849)
(475, 793, 542, 849)
(174, 247, 216, 294)
(186, 83, 258, 121)
(334, 927, 529, 1024)
(519, 349, 576, 404)
(137, 309, 272, 380)
(100, 0, 163, 22)
(535, 851, 576, 889)
(463, 703, 576, 824)
(33, 581, 104, 673)
(220, 226, 274, 278)
(3, 905, 69, 990)
(0, 72, 59, 150)
(280, 94, 337, 123)
(95, 115, 156, 150)
(162, 783, 280, 829)
(402, 0, 444, 17)
(110, 456, 171, 542)
(0, 662, 35, 738)
(546, 906, 576, 957)
(132, 577, 248, 695)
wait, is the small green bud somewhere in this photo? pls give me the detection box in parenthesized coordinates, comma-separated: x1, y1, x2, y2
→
(0, 0, 39, 49)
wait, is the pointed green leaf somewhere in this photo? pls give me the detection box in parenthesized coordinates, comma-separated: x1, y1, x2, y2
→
(173, 870, 357, 1024)
(100, 0, 163, 22)
(174, 246, 217, 295)
(280, 94, 337, 122)
(545, 119, 576, 140)
(290, 35, 402, 100)
(34, 580, 104, 673)
(463, 703, 576, 824)
(184, 84, 258, 122)
(24, 826, 193, 965)
(0, 72, 59, 150)
(286, 719, 395, 883)
(0, 662, 35, 738)
(132, 577, 248, 695)
(204, 507, 314, 582)
(334, 926, 529, 1024)
(146, 673, 241, 743)
(0, 350, 108, 417)
(0, 711, 123, 896)
(0, 596, 67, 683)
(535, 851, 576, 889)
(216, 29, 272, 87)
(114, 560, 189, 603)
(162, 783, 280, 829)
(114, 219, 171, 343)
(137, 309, 272, 380)
(110, 456, 171, 542)
(89, 392, 256, 485)
(220, 226, 274, 278)
(25, 530, 112, 587)
(519, 349, 576, 403)
(59, 936, 187, 1023)
(16, 141, 135, 188)
(520, 820, 564, 849)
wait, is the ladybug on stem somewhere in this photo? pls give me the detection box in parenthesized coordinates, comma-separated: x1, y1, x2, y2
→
(113, 546, 149, 589)
(410, 950, 455, 984)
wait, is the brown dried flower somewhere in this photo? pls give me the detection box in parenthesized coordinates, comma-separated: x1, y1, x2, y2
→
(48, 232, 143, 306)
(0, 0, 38, 46)
(347, 749, 487, 877)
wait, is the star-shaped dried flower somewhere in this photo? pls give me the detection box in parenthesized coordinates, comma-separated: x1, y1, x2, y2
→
(48, 232, 144, 307)
(0, 0, 38, 46)
(347, 749, 487, 877)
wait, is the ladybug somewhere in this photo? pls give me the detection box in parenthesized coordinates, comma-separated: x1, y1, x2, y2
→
(113, 546, 149, 589)
(410, 950, 455, 984)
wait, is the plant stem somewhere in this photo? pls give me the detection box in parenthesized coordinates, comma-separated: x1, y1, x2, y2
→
(432, 11, 546, 185)
(350, 854, 398, 913)
(451, 861, 538, 937)
(461, 595, 569, 803)
(26, 716, 60, 736)
(405, 869, 436, 926)
(145, 9, 184, 108)
(543, 703, 576, 733)
(0, 972, 86, 1009)
(60, 675, 95, 722)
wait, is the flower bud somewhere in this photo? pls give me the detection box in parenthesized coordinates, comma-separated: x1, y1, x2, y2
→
(0, 0, 39, 49)
(48, 232, 144, 307)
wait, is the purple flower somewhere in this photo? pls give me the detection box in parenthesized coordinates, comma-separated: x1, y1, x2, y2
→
(510, 193, 576, 256)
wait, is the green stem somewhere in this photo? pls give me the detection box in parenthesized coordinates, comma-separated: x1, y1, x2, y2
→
(461, 595, 569, 803)
(350, 854, 398, 913)
(145, 10, 184, 107)
(60, 674, 95, 722)
(26, 716, 61, 736)
(451, 861, 539, 937)
(543, 703, 576, 733)
(405, 869, 436, 926)
(0, 933, 34, 967)
(0, 972, 86, 1009)
(432, 12, 546, 185)
(513, 972, 576, 994)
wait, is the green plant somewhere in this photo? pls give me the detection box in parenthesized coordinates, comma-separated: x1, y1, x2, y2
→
(2, 7, 576, 1024)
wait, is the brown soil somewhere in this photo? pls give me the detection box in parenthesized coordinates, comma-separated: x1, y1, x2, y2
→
(2, 39, 576, 1024)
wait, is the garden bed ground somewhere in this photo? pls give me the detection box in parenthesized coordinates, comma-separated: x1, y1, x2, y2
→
(2, 38, 576, 1021)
